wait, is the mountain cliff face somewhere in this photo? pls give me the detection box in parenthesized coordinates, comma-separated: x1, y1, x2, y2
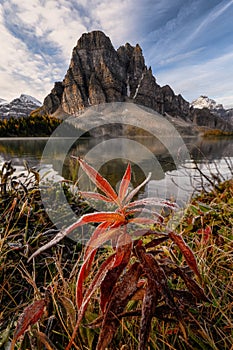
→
(42, 31, 232, 132)
(42, 31, 190, 118)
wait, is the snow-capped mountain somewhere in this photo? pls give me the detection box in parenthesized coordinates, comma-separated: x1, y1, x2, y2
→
(191, 96, 224, 110)
(0, 98, 8, 105)
(19, 94, 42, 106)
(191, 95, 233, 124)
(0, 94, 42, 119)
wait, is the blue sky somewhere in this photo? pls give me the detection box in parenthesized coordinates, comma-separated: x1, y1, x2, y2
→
(0, 0, 233, 107)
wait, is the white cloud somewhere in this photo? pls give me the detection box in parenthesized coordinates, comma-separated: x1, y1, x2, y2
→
(87, 0, 137, 46)
(182, 0, 233, 48)
(0, 0, 140, 101)
(0, 0, 89, 101)
(156, 50, 233, 108)
(0, 0, 233, 110)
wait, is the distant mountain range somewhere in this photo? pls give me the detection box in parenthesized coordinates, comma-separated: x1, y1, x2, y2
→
(191, 95, 233, 123)
(0, 31, 232, 133)
(0, 94, 41, 119)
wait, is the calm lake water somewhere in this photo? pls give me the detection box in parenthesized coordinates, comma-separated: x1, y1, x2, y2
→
(0, 136, 232, 204)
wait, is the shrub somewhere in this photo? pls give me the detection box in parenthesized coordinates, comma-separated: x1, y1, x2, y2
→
(25, 158, 208, 350)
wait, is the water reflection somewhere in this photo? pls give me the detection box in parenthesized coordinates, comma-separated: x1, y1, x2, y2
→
(0, 136, 232, 188)
(187, 136, 233, 161)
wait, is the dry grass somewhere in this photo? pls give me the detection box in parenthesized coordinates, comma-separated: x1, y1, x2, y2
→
(0, 161, 232, 349)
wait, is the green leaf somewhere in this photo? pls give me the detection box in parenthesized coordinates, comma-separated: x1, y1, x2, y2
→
(197, 202, 213, 213)
(189, 205, 201, 215)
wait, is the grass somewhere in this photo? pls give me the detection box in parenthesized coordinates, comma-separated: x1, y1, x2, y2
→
(0, 161, 232, 349)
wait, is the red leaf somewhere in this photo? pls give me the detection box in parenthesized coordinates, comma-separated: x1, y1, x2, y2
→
(145, 236, 169, 249)
(76, 249, 97, 308)
(84, 222, 112, 259)
(85, 225, 123, 257)
(124, 172, 151, 204)
(126, 208, 164, 223)
(197, 226, 212, 243)
(75, 157, 119, 204)
(169, 231, 201, 281)
(131, 229, 160, 238)
(139, 278, 158, 350)
(118, 163, 131, 202)
(11, 299, 46, 349)
(80, 191, 113, 202)
(66, 254, 116, 350)
(135, 244, 179, 314)
(28, 211, 125, 261)
(113, 232, 132, 268)
(96, 262, 143, 350)
(100, 233, 132, 312)
(175, 267, 210, 302)
(126, 197, 178, 209)
(79, 254, 116, 315)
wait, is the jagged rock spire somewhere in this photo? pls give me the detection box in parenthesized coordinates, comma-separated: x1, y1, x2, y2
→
(42, 30, 190, 118)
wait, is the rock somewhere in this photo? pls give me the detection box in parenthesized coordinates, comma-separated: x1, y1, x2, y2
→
(41, 30, 232, 132)
(190, 107, 233, 131)
(42, 31, 189, 119)
(0, 94, 42, 119)
(191, 95, 233, 126)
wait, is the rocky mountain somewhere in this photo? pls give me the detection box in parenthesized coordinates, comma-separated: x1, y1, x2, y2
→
(0, 94, 42, 119)
(226, 108, 233, 123)
(191, 95, 224, 110)
(42, 31, 190, 120)
(39, 31, 232, 133)
(191, 95, 233, 125)
(0, 98, 8, 105)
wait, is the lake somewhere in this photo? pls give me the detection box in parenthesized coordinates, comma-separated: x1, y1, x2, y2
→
(0, 136, 232, 204)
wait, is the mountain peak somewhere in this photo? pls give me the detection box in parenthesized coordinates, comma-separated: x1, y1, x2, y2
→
(191, 95, 224, 110)
(19, 94, 42, 106)
(42, 30, 189, 118)
(0, 94, 41, 119)
(0, 98, 8, 105)
(76, 30, 113, 50)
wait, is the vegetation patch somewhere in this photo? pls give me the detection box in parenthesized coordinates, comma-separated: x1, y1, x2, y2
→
(201, 128, 233, 137)
(0, 160, 232, 349)
(0, 114, 62, 137)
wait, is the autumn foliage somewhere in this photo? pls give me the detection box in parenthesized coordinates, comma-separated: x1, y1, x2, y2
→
(11, 158, 209, 349)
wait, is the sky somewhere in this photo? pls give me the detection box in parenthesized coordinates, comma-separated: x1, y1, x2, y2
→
(0, 0, 233, 108)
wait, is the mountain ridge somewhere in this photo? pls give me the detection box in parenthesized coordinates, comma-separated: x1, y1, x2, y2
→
(191, 95, 233, 124)
(42, 31, 190, 119)
(191, 95, 224, 110)
(1, 31, 232, 133)
(40, 31, 232, 133)
(0, 94, 41, 119)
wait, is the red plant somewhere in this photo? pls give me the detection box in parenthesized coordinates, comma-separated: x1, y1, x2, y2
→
(28, 158, 208, 350)
(197, 225, 212, 243)
(10, 299, 47, 350)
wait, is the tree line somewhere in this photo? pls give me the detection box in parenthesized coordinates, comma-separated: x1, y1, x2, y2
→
(0, 113, 62, 137)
